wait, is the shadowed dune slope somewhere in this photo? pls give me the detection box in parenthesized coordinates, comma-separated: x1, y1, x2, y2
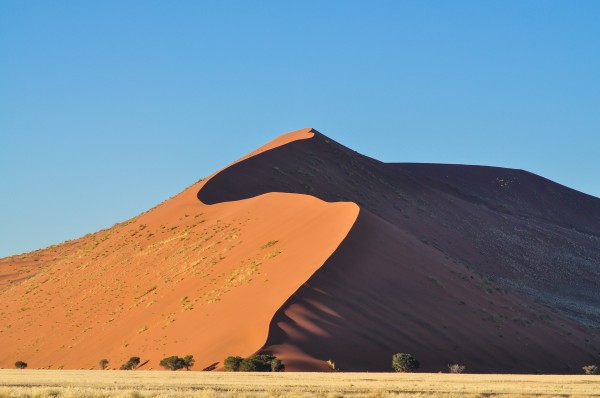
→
(200, 129, 600, 373)
(263, 210, 598, 373)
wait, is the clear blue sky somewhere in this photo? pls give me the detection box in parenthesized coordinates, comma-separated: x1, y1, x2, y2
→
(1, 1, 599, 257)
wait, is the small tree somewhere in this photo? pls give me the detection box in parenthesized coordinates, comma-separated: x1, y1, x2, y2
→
(160, 356, 186, 371)
(239, 354, 285, 372)
(448, 363, 466, 374)
(99, 359, 109, 370)
(120, 356, 141, 370)
(392, 353, 419, 373)
(129, 356, 141, 369)
(236, 354, 283, 372)
(583, 364, 599, 375)
(15, 361, 27, 369)
(271, 358, 285, 372)
(183, 355, 195, 371)
(158, 355, 194, 371)
(224, 356, 243, 371)
(239, 357, 259, 372)
(241, 354, 277, 372)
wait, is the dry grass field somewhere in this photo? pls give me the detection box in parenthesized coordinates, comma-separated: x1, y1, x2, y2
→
(0, 370, 599, 398)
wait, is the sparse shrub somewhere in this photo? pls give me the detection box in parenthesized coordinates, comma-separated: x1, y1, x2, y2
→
(160, 356, 186, 371)
(129, 356, 141, 368)
(327, 359, 338, 371)
(448, 363, 466, 374)
(224, 356, 243, 371)
(120, 356, 140, 370)
(261, 240, 278, 249)
(239, 357, 261, 372)
(183, 355, 195, 371)
(583, 364, 599, 375)
(234, 354, 284, 372)
(99, 359, 109, 370)
(271, 358, 285, 372)
(15, 361, 27, 369)
(392, 353, 419, 373)
(160, 355, 195, 371)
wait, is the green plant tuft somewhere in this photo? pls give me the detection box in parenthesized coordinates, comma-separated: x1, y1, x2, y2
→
(392, 353, 419, 373)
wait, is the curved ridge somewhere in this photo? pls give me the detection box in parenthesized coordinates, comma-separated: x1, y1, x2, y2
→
(196, 128, 377, 205)
(193, 128, 600, 372)
(196, 127, 315, 204)
(195, 130, 600, 327)
(2, 127, 600, 372)
(260, 208, 599, 372)
(191, 127, 362, 369)
(0, 128, 358, 371)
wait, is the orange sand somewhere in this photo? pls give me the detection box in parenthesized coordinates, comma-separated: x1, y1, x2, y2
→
(0, 129, 357, 370)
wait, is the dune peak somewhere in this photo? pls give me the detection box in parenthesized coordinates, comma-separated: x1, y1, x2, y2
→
(2, 127, 599, 373)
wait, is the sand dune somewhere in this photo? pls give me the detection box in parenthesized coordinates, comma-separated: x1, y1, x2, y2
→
(1, 128, 598, 373)
(200, 129, 600, 372)
(0, 129, 357, 370)
(264, 209, 597, 372)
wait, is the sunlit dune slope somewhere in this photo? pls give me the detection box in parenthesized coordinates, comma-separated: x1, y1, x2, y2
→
(0, 128, 358, 370)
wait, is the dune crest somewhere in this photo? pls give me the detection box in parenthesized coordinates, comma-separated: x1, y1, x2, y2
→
(1, 127, 599, 373)
(0, 129, 357, 370)
(196, 129, 600, 373)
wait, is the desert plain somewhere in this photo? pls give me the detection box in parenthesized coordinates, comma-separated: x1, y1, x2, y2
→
(2, 370, 600, 398)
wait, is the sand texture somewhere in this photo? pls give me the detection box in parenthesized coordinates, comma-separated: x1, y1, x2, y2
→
(1, 128, 599, 372)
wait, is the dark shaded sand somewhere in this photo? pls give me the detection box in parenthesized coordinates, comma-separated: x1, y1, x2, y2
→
(200, 129, 600, 373)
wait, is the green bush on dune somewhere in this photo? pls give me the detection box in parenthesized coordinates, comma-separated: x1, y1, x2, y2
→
(182, 355, 195, 370)
(15, 361, 27, 369)
(271, 358, 285, 372)
(224, 356, 243, 371)
(120, 356, 141, 370)
(159, 355, 195, 371)
(225, 354, 284, 372)
(448, 363, 466, 374)
(392, 353, 419, 373)
(99, 359, 109, 370)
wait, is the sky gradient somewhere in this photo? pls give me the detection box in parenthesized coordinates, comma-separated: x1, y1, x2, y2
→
(1, 1, 599, 257)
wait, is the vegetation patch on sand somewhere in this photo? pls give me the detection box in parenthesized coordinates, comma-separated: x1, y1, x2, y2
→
(1, 370, 600, 397)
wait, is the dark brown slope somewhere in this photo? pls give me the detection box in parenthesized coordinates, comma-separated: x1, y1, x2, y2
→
(391, 163, 600, 326)
(263, 210, 597, 373)
(199, 129, 600, 373)
(394, 163, 600, 235)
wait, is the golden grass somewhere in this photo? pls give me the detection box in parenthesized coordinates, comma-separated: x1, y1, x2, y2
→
(1, 370, 600, 397)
